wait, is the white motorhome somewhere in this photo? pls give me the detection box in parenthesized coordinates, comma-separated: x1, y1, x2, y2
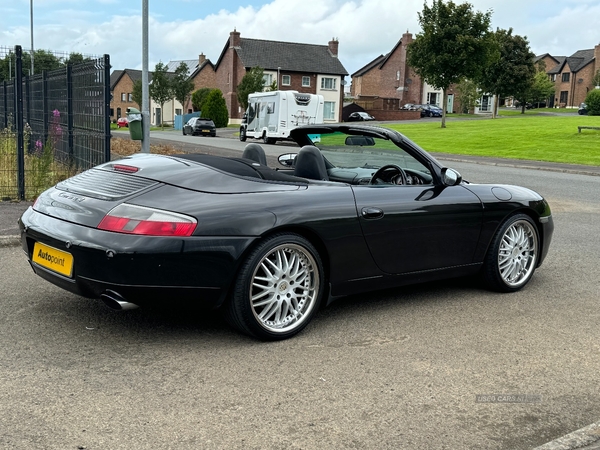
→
(240, 90, 324, 144)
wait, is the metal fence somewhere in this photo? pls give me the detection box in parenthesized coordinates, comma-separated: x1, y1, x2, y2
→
(0, 45, 111, 200)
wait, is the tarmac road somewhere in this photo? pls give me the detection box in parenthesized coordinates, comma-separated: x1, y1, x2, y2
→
(1, 130, 599, 449)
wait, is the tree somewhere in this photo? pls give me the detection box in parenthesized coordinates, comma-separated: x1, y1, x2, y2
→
(132, 79, 143, 109)
(479, 28, 535, 118)
(455, 79, 480, 113)
(64, 52, 88, 66)
(202, 89, 229, 128)
(149, 61, 173, 129)
(191, 87, 212, 112)
(171, 62, 195, 114)
(407, 0, 495, 127)
(528, 70, 555, 108)
(236, 66, 265, 111)
(584, 89, 600, 116)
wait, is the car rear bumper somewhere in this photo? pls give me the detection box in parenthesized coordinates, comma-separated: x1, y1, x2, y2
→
(20, 208, 256, 309)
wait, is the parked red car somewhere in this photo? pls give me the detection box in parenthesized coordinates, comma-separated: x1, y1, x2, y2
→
(117, 117, 128, 128)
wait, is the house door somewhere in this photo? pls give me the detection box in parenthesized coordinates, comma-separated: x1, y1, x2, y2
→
(446, 94, 454, 114)
(481, 95, 490, 112)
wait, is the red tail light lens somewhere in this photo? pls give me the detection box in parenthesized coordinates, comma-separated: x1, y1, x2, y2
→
(98, 204, 197, 236)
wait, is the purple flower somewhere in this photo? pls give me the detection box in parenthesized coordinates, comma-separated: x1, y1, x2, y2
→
(53, 109, 60, 118)
(35, 140, 43, 150)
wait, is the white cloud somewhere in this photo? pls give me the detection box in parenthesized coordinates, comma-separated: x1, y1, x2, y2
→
(1, 0, 599, 75)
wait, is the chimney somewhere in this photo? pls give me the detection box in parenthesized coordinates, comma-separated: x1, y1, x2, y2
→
(402, 31, 413, 45)
(595, 43, 600, 68)
(230, 29, 241, 48)
(198, 53, 206, 66)
(328, 37, 339, 57)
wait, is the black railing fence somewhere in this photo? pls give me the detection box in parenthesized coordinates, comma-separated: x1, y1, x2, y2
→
(0, 45, 111, 200)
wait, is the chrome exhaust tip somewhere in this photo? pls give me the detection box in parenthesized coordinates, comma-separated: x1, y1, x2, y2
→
(100, 290, 139, 311)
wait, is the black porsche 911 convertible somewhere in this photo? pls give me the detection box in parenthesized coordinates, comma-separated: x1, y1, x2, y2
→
(19, 124, 553, 340)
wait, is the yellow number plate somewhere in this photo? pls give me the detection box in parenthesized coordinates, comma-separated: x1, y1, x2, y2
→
(202, 129, 210, 133)
(32, 242, 74, 277)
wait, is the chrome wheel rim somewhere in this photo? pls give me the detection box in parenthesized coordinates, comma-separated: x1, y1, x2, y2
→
(498, 220, 538, 288)
(250, 244, 319, 333)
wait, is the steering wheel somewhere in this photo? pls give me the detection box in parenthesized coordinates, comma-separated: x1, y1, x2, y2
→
(370, 164, 408, 185)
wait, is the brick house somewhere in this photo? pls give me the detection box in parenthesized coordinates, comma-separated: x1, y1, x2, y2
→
(214, 29, 349, 123)
(109, 69, 152, 123)
(541, 44, 600, 108)
(350, 32, 425, 120)
(149, 56, 215, 126)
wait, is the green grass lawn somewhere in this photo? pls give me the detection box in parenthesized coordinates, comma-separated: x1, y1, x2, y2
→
(385, 115, 600, 166)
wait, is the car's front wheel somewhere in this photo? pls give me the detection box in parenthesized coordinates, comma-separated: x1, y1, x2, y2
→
(482, 214, 540, 292)
(225, 233, 324, 340)
(239, 127, 246, 141)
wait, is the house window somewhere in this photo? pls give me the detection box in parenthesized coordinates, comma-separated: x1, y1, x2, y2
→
(116, 107, 121, 118)
(321, 77, 336, 90)
(302, 76, 310, 87)
(282, 75, 291, 86)
(562, 73, 570, 82)
(552, 74, 557, 82)
(427, 92, 438, 106)
(128, 93, 133, 102)
(121, 93, 126, 101)
(175, 108, 182, 116)
(396, 70, 401, 81)
(324, 101, 335, 120)
(559, 91, 568, 104)
(263, 74, 273, 86)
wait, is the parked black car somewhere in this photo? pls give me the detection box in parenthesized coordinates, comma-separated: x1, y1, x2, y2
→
(578, 103, 588, 115)
(19, 124, 553, 340)
(183, 117, 217, 136)
(419, 104, 443, 117)
(346, 112, 375, 122)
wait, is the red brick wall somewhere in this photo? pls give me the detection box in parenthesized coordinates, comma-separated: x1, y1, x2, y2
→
(110, 75, 137, 121)
(187, 66, 216, 112)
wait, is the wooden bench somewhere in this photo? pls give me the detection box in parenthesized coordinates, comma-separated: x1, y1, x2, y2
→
(578, 126, 600, 133)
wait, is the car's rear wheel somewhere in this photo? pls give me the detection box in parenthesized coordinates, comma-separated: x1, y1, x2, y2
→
(225, 233, 324, 340)
(239, 127, 246, 141)
(182, 127, 186, 135)
(482, 214, 539, 292)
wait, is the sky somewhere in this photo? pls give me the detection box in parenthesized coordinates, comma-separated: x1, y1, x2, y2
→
(1, 0, 600, 77)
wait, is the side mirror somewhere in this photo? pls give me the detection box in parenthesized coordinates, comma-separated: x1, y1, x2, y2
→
(441, 168, 462, 186)
(278, 153, 297, 167)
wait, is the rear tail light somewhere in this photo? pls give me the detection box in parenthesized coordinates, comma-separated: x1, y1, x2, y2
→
(98, 204, 197, 236)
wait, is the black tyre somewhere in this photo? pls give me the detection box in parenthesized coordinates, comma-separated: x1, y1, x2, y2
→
(182, 128, 186, 135)
(482, 214, 540, 292)
(262, 132, 269, 144)
(239, 127, 246, 141)
(225, 233, 324, 340)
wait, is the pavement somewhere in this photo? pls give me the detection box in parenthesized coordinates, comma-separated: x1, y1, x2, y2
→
(2, 130, 600, 450)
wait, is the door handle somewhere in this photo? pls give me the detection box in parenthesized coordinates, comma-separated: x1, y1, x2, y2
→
(361, 207, 384, 219)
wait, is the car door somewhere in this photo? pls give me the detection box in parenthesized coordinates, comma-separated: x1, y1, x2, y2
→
(352, 183, 483, 274)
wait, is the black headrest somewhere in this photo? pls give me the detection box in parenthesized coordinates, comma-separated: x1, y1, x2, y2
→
(293, 146, 329, 181)
(242, 143, 267, 165)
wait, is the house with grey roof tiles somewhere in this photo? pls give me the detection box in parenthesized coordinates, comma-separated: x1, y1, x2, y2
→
(539, 44, 600, 108)
(214, 29, 348, 123)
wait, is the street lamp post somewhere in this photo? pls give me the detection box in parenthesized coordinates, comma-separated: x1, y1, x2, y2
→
(30, 0, 34, 75)
(277, 67, 280, 89)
